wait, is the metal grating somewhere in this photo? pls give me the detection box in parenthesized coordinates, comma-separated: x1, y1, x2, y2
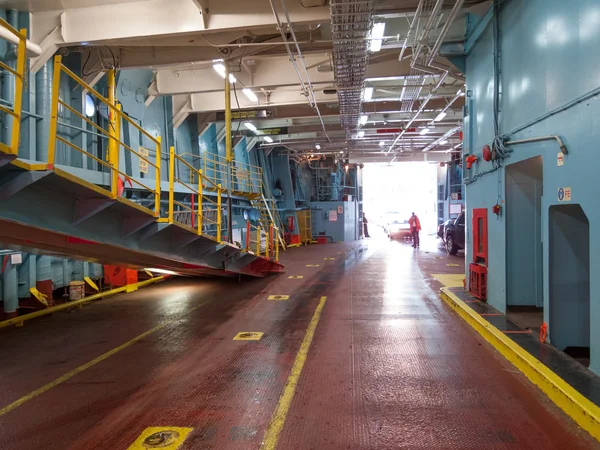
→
(329, 0, 376, 132)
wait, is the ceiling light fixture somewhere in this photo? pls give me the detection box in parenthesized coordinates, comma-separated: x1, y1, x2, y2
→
(434, 111, 447, 122)
(213, 63, 236, 83)
(263, 136, 273, 143)
(363, 86, 374, 101)
(419, 128, 430, 135)
(360, 115, 368, 125)
(379, 141, 385, 147)
(440, 139, 448, 145)
(244, 122, 257, 132)
(315, 144, 321, 150)
(242, 88, 258, 102)
(358, 130, 365, 138)
(370, 22, 386, 52)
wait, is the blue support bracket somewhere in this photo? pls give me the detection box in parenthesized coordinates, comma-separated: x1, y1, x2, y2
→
(73, 198, 114, 225)
(122, 215, 156, 238)
(464, 5, 493, 55)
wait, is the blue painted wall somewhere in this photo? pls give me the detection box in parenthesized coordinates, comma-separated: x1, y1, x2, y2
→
(465, 0, 600, 372)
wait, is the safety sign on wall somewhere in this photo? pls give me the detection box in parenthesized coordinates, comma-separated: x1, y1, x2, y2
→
(337, 206, 343, 214)
(557, 187, 571, 202)
(557, 152, 564, 167)
(328, 210, 338, 221)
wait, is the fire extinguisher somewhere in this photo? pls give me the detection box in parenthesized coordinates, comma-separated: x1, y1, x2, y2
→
(287, 215, 295, 232)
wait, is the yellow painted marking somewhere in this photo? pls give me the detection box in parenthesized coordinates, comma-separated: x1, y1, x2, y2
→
(440, 288, 600, 442)
(261, 296, 327, 450)
(29, 287, 48, 306)
(84, 276, 99, 292)
(288, 275, 304, 279)
(233, 332, 264, 341)
(324, 257, 335, 260)
(431, 273, 464, 287)
(446, 263, 460, 267)
(268, 295, 289, 301)
(306, 264, 319, 267)
(0, 295, 209, 417)
(128, 427, 193, 450)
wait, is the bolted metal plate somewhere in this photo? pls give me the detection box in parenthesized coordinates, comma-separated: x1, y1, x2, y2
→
(447, 263, 460, 267)
(127, 427, 193, 449)
(268, 295, 290, 300)
(233, 332, 264, 341)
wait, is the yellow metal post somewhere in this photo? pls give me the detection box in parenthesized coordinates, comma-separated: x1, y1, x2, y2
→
(275, 229, 279, 262)
(266, 225, 270, 259)
(198, 169, 203, 235)
(217, 183, 222, 242)
(10, 29, 26, 154)
(47, 56, 63, 166)
(256, 226, 261, 256)
(155, 136, 161, 216)
(225, 63, 232, 164)
(112, 104, 121, 198)
(168, 146, 175, 223)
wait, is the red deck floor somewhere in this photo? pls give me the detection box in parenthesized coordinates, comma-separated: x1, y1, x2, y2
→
(0, 236, 596, 449)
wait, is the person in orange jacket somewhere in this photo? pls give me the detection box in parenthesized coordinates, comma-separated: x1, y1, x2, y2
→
(408, 212, 421, 248)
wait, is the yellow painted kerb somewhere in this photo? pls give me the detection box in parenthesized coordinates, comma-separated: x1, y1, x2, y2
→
(261, 296, 327, 450)
(440, 287, 600, 441)
(128, 427, 193, 449)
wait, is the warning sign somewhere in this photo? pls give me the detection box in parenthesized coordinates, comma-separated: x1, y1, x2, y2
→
(557, 187, 572, 202)
(557, 152, 564, 167)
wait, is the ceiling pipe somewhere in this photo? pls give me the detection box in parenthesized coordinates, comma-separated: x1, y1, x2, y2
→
(427, 0, 466, 66)
(398, 0, 424, 61)
(269, 0, 331, 142)
(0, 26, 41, 58)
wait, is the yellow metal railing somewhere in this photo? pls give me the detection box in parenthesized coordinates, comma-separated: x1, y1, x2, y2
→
(48, 56, 162, 216)
(169, 147, 223, 242)
(245, 222, 279, 262)
(180, 152, 262, 196)
(0, 19, 26, 156)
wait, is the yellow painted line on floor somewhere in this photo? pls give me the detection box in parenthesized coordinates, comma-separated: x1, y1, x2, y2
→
(446, 263, 460, 267)
(288, 275, 304, 279)
(233, 332, 264, 341)
(440, 287, 600, 442)
(261, 296, 327, 450)
(0, 297, 212, 417)
(431, 273, 464, 287)
(306, 264, 319, 267)
(324, 257, 335, 260)
(268, 295, 290, 301)
(128, 427, 193, 449)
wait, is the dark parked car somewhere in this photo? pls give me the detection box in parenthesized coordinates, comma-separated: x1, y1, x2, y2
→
(445, 212, 465, 255)
(437, 219, 453, 242)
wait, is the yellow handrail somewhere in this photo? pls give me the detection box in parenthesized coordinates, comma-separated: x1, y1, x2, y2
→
(47, 56, 162, 216)
(0, 20, 26, 156)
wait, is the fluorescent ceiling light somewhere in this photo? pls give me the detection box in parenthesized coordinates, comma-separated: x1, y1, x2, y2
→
(363, 87, 374, 101)
(419, 128, 430, 135)
(315, 144, 321, 150)
(213, 63, 236, 83)
(144, 268, 178, 275)
(358, 130, 365, 138)
(379, 141, 385, 147)
(263, 136, 273, 143)
(340, 151, 344, 154)
(370, 22, 386, 52)
(360, 115, 368, 125)
(244, 122, 257, 132)
(434, 111, 447, 122)
(243, 88, 258, 102)
(440, 139, 448, 145)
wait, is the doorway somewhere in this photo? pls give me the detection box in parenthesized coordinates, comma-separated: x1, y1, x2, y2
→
(505, 156, 543, 308)
(549, 204, 590, 364)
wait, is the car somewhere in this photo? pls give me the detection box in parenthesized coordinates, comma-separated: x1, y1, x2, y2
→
(437, 219, 453, 242)
(387, 218, 412, 240)
(444, 212, 465, 255)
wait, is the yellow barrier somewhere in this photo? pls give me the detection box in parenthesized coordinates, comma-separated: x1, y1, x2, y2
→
(0, 276, 165, 329)
(169, 147, 224, 242)
(0, 19, 26, 156)
(47, 56, 162, 216)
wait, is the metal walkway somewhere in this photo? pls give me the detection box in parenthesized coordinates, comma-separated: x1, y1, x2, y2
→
(0, 239, 595, 449)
